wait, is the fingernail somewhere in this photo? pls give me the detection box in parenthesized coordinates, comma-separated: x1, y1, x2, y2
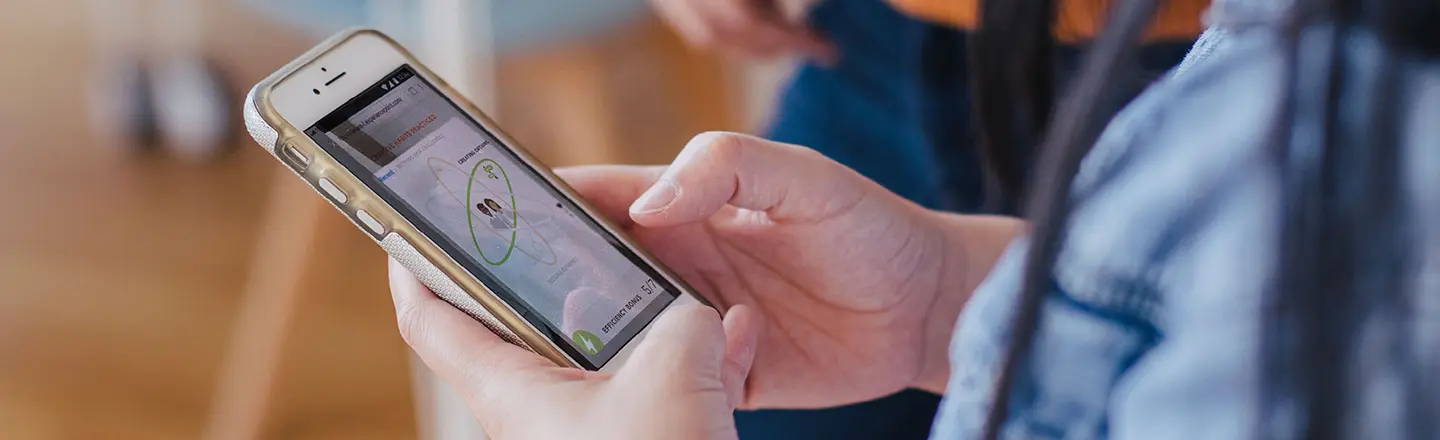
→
(631, 180, 678, 215)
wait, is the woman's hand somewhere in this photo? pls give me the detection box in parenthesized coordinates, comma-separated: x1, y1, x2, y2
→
(648, 0, 835, 61)
(391, 259, 762, 440)
(560, 133, 1022, 408)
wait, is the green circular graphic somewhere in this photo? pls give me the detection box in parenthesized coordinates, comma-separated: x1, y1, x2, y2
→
(427, 157, 557, 266)
(466, 158, 519, 266)
(571, 330, 604, 356)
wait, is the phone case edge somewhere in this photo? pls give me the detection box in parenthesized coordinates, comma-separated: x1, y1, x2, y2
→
(241, 28, 569, 365)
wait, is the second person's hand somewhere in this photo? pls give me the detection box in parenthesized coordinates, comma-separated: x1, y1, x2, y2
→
(559, 133, 1022, 409)
(649, 0, 836, 61)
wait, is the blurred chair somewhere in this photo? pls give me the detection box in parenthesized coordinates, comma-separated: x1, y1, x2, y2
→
(203, 1, 741, 440)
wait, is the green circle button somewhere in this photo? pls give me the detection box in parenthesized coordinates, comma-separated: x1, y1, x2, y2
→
(572, 330, 604, 355)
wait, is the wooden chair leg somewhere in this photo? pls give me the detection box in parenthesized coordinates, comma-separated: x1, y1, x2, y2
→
(202, 174, 327, 440)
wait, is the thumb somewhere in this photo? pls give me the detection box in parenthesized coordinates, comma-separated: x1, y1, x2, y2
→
(618, 301, 761, 408)
(629, 132, 872, 227)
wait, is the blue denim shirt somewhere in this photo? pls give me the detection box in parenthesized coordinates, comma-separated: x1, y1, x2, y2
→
(931, 2, 1440, 439)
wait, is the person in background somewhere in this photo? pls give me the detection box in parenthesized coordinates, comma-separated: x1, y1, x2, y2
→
(645, 0, 1207, 437)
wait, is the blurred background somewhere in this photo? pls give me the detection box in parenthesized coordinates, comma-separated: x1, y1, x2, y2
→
(0, 0, 790, 438)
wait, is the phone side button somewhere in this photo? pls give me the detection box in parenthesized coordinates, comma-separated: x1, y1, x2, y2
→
(281, 143, 310, 170)
(317, 178, 348, 203)
(355, 209, 385, 235)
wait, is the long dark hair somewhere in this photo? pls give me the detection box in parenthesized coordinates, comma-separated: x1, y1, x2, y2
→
(970, 0, 1439, 437)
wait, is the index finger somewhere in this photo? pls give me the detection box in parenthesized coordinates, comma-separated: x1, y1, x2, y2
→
(629, 132, 875, 226)
(556, 165, 666, 227)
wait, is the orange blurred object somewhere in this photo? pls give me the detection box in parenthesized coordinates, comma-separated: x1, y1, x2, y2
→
(887, 0, 1209, 42)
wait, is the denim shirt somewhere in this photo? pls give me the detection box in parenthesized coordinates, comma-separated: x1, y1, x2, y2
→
(930, 2, 1440, 439)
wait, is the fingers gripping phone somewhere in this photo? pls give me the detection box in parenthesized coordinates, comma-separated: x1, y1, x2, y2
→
(243, 29, 705, 371)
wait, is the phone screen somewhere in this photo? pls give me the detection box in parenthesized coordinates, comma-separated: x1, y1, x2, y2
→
(305, 65, 679, 368)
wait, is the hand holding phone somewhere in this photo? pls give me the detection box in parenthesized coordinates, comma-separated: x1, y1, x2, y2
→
(390, 258, 760, 440)
(246, 30, 999, 419)
(245, 30, 709, 371)
(548, 132, 1019, 409)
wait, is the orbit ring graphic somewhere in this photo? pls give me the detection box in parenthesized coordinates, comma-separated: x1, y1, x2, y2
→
(426, 156, 557, 266)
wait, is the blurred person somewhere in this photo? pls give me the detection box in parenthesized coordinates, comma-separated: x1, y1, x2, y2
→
(389, 0, 1440, 438)
(650, 0, 1205, 211)
(645, 0, 1207, 437)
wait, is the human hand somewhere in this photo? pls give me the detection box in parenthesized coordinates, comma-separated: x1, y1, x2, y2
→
(559, 133, 1022, 409)
(390, 259, 763, 440)
(648, 0, 836, 61)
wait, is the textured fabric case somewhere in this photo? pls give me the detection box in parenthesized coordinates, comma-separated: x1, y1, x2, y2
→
(380, 233, 531, 348)
(243, 87, 280, 154)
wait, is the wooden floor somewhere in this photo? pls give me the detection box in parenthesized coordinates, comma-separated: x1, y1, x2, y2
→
(0, 1, 739, 439)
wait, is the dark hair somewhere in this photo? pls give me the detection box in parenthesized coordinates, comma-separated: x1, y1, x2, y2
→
(969, 0, 1057, 203)
(970, 0, 1439, 438)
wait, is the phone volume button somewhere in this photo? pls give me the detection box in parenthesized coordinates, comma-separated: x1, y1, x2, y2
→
(317, 178, 348, 203)
(281, 142, 310, 170)
(355, 209, 385, 235)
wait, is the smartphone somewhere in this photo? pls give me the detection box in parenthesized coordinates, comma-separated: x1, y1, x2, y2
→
(243, 29, 705, 372)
